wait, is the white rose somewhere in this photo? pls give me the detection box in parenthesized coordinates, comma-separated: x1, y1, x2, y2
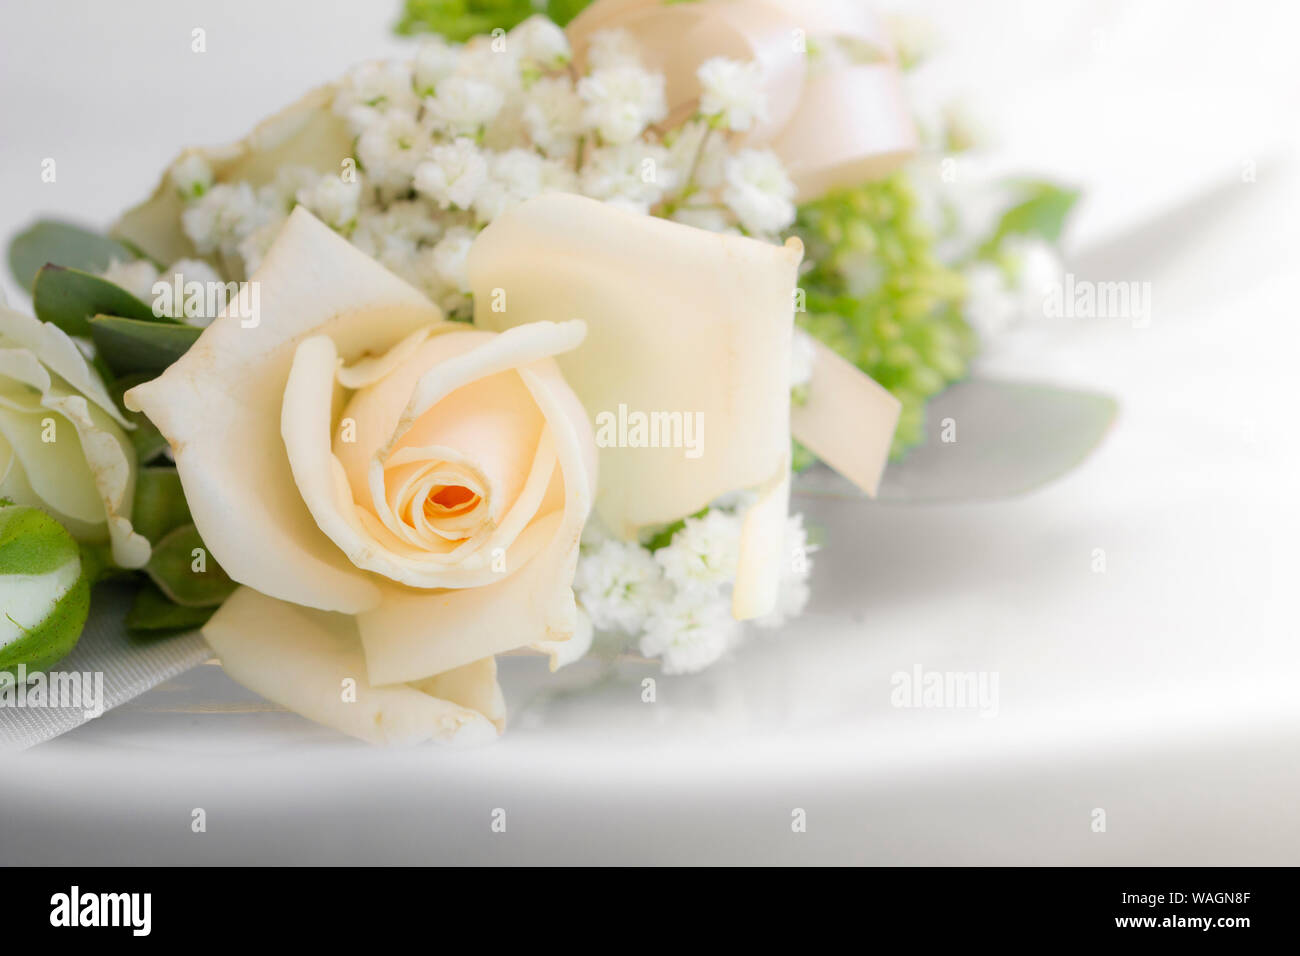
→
(0, 304, 150, 570)
(126, 209, 596, 747)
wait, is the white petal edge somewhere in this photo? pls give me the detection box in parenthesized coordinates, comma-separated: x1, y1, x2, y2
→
(356, 359, 596, 684)
(204, 586, 503, 747)
(126, 208, 445, 613)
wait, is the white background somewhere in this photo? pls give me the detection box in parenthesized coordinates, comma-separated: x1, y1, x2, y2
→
(1, 0, 1298, 863)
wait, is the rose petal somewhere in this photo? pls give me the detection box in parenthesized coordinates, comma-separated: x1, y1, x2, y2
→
(283, 321, 587, 590)
(203, 586, 503, 746)
(126, 208, 444, 613)
(0, 310, 149, 568)
(356, 360, 596, 683)
(468, 192, 797, 617)
(0, 305, 130, 428)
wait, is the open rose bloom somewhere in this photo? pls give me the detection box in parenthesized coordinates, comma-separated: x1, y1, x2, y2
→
(126, 193, 820, 745)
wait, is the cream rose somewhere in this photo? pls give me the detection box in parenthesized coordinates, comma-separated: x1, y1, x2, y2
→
(126, 208, 596, 746)
(0, 301, 150, 570)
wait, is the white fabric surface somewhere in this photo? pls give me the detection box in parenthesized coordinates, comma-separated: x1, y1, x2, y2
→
(1, 0, 1297, 863)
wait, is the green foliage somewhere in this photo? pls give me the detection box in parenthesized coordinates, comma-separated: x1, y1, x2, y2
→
(979, 180, 1081, 256)
(8, 220, 140, 293)
(126, 582, 216, 638)
(794, 173, 978, 457)
(32, 264, 159, 338)
(131, 467, 194, 544)
(90, 314, 201, 377)
(145, 523, 236, 608)
(397, 0, 545, 40)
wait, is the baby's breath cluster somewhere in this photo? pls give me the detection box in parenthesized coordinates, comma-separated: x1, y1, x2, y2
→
(575, 499, 814, 675)
(171, 17, 797, 319)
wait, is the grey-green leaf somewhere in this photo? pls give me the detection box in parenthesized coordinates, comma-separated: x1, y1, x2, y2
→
(33, 264, 164, 337)
(132, 467, 193, 545)
(126, 581, 215, 637)
(8, 220, 140, 292)
(90, 314, 201, 377)
(794, 379, 1118, 503)
(145, 523, 235, 608)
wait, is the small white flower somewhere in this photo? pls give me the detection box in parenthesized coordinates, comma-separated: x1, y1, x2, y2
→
(101, 258, 159, 301)
(585, 28, 642, 71)
(510, 15, 570, 71)
(664, 120, 727, 191)
(1006, 236, 1064, 320)
(426, 226, 476, 294)
(457, 37, 524, 93)
(356, 109, 430, 193)
(169, 153, 213, 199)
(155, 258, 228, 327)
(334, 60, 418, 117)
(640, 590, 738, 674)
(575, 538, 667, 634)
(722, 149, 796, 235)
(522, 76, 586, 157)
(412, 37, 460, 96)
(962, 262, 1018, 339)
(580, 142, 675, 213)
(473, 148, 552, 222)
(425, 75, 505, 135)
(181, 182, 275, 260)
(258, 165, 321, 213)
(235, 217, 287, 277)
(414, 137, 489, 210)
(790, 327, 816, 389)
(655, 508, 742, 593)
(697, 57, 768, 132)
(578, 65, 667, 145)
(166, 258, 224, 288)
(351, 200, 443, 257)
(296, 174, 362, 230)
(754, 513, 815, 630)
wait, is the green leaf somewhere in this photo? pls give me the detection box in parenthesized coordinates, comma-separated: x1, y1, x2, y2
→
(32, 264, 163, 338)
(8, 220, 139, 292)
(126, 581, 215, 637)
(870, 379, 1116, 502)
(131, 467, 193, 544)
(394, 0, 540, 41)
(110, 374, 170, 463)
(546, 0, 593, 26)
(982, 181, 1081, 253)
(145, 523, 235, 608)
(89, 314, 201, 377)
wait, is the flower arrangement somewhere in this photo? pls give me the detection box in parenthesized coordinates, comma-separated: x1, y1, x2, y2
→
(1, 0, 1103, 747)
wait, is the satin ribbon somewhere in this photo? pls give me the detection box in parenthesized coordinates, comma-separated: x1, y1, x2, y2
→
(569, 0, 913, 497)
